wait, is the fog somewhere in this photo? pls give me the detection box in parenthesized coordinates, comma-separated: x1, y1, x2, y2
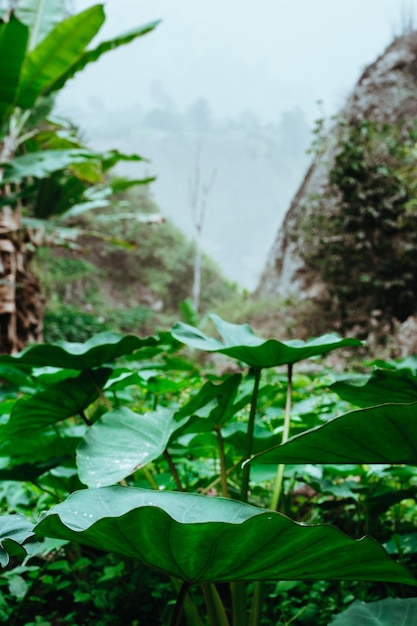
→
(57, 0, 417, 289)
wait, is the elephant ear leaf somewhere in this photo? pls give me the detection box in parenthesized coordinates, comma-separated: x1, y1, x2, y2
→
(331, 368, 417, 407)
(0, 515, 35, 567)
(34, 486, 416, 586)
(171, 314, 361, 368)
(77, 407, 182, 487)
(329, 597, 417, 626)
(0, 332, 157, 370)
(249, 402, 417, 466)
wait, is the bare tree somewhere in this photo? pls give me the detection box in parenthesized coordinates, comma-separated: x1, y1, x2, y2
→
(188, 145, 217, 313)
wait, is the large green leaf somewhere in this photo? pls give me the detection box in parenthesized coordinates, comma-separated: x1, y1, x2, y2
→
(331, 368, 417, 407)
(0, 424, 82, 465)
(0, 332, 156, 370)
(0, 457, 65, 483)
(5, 368, 111, 439)
(33, 486, 415, 585)
(47, 19, 160, 95)
(0, 515, 35, 567)
(15, 0, 65, 49)
(77, 407, 182, 487)
(329, 598, 417, 626)
(176, 374, 243, 431)
(171, 314, 361, 368)
(249, 402, 417, 465)
(16, 5, 105, 109)
(0, 15, 28, 125)
(0, 149, 101, 184)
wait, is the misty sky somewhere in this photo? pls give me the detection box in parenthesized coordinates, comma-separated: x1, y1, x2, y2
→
(61, 0, 417, 125)
(57, 0, 417, 289)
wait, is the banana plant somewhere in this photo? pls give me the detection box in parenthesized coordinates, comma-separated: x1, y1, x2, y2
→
(0, 2, 159, 353)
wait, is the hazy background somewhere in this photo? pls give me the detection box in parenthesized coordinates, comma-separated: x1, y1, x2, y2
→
(57, 0, 417, 289)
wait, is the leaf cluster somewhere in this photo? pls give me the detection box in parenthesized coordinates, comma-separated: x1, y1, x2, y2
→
(0, 317, 415, 624)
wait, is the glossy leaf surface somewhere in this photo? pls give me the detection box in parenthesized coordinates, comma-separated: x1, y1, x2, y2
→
(172, 314, 361, 368)
(249, 402, 417, 465)
(176, 374, 243, 432)
(0, 332, 156, 370)
(33, 486, 415, 585)
(6, 368, 111, 438)
(331, 368, 417, 407)
(330, 598, 417, 626)
(0, 515, 35, 567)
(77, 407, 181, 487)
(0, 424, 82, 465)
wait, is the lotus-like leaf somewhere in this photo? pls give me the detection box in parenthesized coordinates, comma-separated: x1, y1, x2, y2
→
(329, 597, 417, 626)
(0, 515, 35, 567)
(6, 368, 111, 438)
(33, 486, 416, 585)
(172, 314, 361, 368)
(176, 374, 243, 432)
(0, 424, 81, 466)
(77, 407, 182, 487)
(0, 332, 156, 370)
(331, 368, 417, 407)
(249, 402, 417, 465)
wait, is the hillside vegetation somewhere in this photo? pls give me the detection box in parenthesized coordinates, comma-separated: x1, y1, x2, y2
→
(35, 186, 237, 342)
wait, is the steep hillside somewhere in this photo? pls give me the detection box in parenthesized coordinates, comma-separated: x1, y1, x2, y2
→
(256, 32, 417, 334)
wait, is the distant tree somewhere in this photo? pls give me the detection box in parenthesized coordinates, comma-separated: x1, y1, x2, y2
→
(144, 108, 182, 132)
(188, 145, 217, 312)
(185, 98, 212, 132)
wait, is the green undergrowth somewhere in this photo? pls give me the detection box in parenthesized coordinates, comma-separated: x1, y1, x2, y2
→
(0, 318, 416, 624)
(34, 187, 237, 342)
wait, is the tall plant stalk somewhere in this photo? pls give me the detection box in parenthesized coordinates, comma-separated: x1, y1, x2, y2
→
(271, 363, 293, 511)
(170, 581, 191, 626)
(202, 584, 230, 626)
(233, 367, 262, 626)
(240, 367, 262, 503)
(215, 427, 229, 497)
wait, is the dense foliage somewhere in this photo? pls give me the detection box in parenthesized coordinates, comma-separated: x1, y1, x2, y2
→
(0, 319, 416, 624)
(34, 187, 236, 342)
(0, 1, 158, 352)
(300, 118, 417, 329)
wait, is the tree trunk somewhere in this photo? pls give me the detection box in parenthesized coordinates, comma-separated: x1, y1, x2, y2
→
(0, 205, 43, 354)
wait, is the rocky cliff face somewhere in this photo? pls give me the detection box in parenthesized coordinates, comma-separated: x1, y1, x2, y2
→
(256, 32, 417, 308)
